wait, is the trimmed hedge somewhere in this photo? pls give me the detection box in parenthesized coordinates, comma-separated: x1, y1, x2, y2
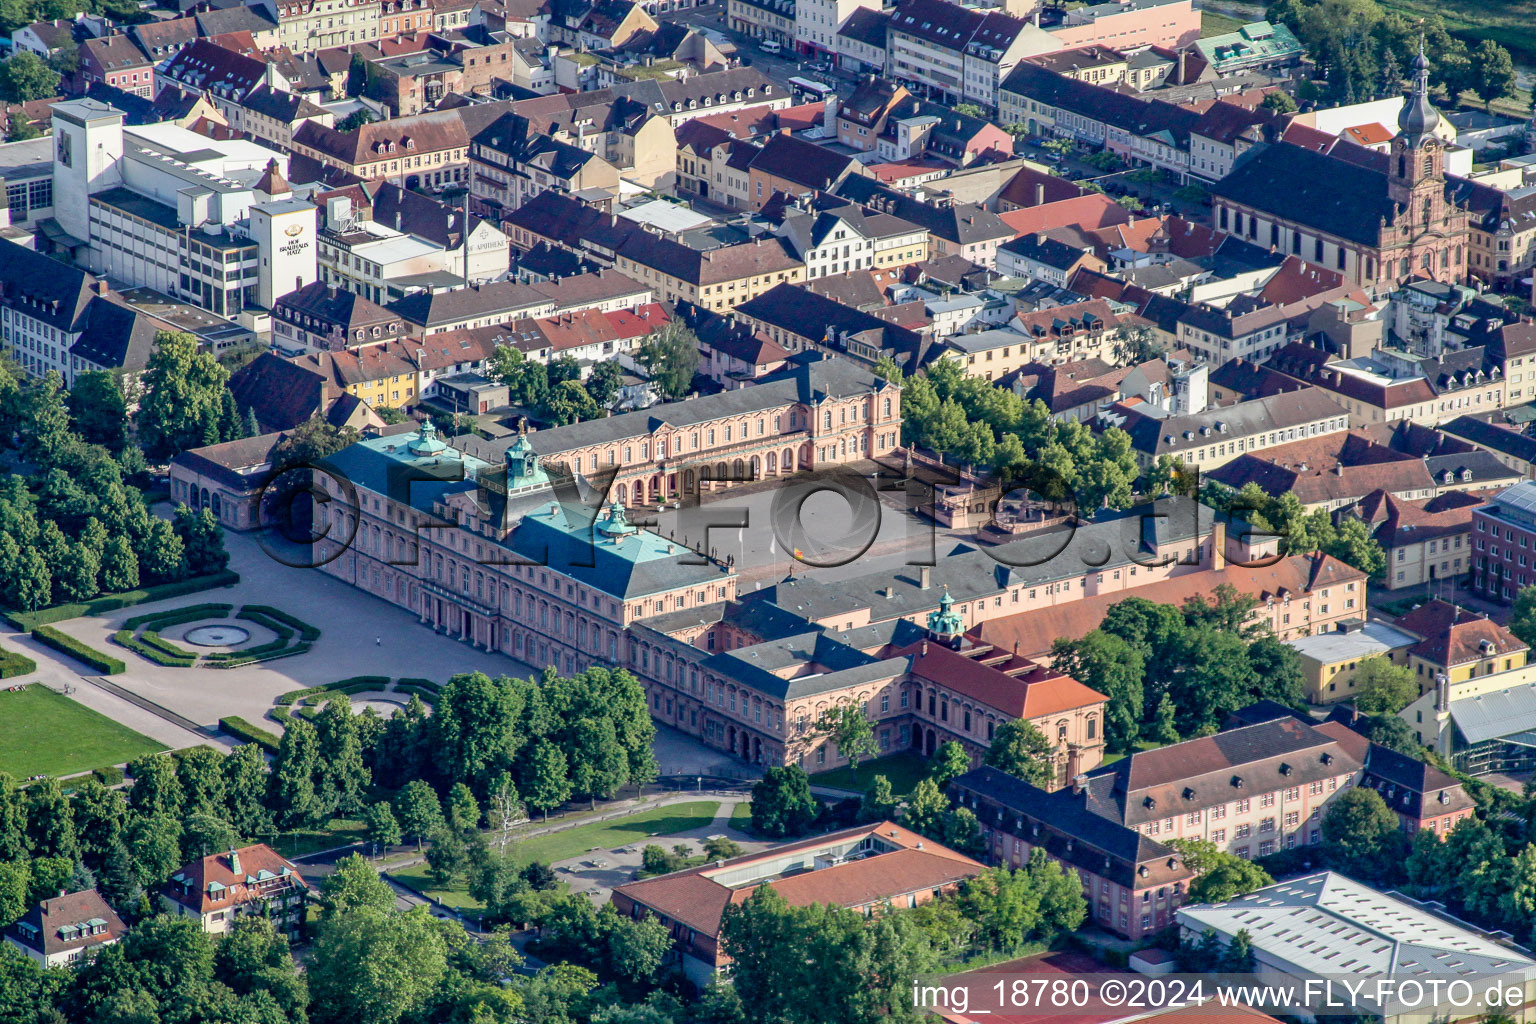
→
(204, 636, 293, 663)
(141, 632, 198, 660)
(220, 716, 279, 753)
(92, 765, 124, 786)
(33, 627, 126, 675)
(275, 684, 329, 706)
(6, 570, 240, 630)
(238, 605, 320, 642)
(123, 603, 233, 631)
(0, 644, 36, 679)
(334, 675, 390, 689)
(207, 643, 313, 670)
(396, 677, 438, 690)
(231, 610, 296, 643)
(111, 630, 196, 668)
(394, 682, 439, 704)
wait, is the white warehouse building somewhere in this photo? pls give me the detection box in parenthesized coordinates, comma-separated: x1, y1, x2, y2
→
(49, 98, 317, 326)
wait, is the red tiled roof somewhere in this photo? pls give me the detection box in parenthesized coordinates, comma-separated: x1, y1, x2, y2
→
(162, 844, 307, 915)
(891, 639, 1106, 719)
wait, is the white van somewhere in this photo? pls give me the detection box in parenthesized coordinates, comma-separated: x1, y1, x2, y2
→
(759, 38, 781, 54)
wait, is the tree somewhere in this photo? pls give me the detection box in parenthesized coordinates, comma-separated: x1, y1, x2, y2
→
(446, 782, 480, 834)
(1470, 40, 1516, 110)
(268, 718, 325, 832)
(485, 773, 523, 857)
(1261, 90, 1298, 113)
(523, 740, 571, 821)
(24, 371, 73, 471)
(1321, 787, 1405, 880)
(338, 107, 376, 131)
(0, 52, 60, 104)
(543, 380, 599, 425)
(929, 741, 972, 789)
(137, 517, 186, 582)
(213, 916, 308, 1020)
(127, 753, 184, 817)
(68, 371, 128, 453)
(394, 780, 445, 850)
(1365, 712, 1420, 755)
(1168, 838, 1273, 902)
(817, 702, 878, 777)
(1516, 586, 1536, 650)
(636, 321, 700, 400)
(172, 504, 228, 576)
(99, 535, 139, 593)
(321, 853, 396, 919)
(1050, 631, 1145, 751)
(861, 775, 899, 822)
(308, 907, 448, 1024)
(7, 117, 40, 141)
(899, 777, 952, 840)
(1352, 656, 1418, 715)
(314, 695, 370, 817)
(586, 361, 623, 406)
(365, 800, 403, 853)
(26, 779, 77, 862)
(749, 766, 819, 838)
(983, 719, 1054, 787)
(222, 741, 272, 838)
(567, 717, 628, 808)
(346, 52, 367, 95)
(137, 331, 231, 460)
(8, 548, 50, 611)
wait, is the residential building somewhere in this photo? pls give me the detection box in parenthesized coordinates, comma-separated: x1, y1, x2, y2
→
(747, 133, 867, 210)
(951, 764, 1195, 940)
(611, 822, 983, 985)
(973, 549, 1366, 660)
(0, 237, 178, 384)
(796, 0, 881, 57)
(727, 0, 795, 48)
(291, 107, 480, 188)
(80, 34, 154, 99)
(1046, 0, 1199, 52)
(1313, 719, 1476, 836)
(273, 281, 408, 353)
(1106, 386, 1349, 472)
(886, 0, 1055, 110)
(1286, 618, 1419, 704)
(161, 845, 308, 937)
(1190, 21, 1302, 76)
(1473, 480, 1536, 602)
(1344, 489, 1491, 590)
(228, 351, 388, 433)
(834, 176, 1015, 267)
(3, 890, 125, 969)
(1441, 415, 1536, 478)
(11, 19, 81, 63)
(996, 232, 1107, 286)
(944, 299, 1127, 376)
(1178, 873, 1536, 1024)
(734, 282, 928, 368)
(254, 0, 382, 53)
(469, 112, 621, 218)
(835, 7, 889, 74)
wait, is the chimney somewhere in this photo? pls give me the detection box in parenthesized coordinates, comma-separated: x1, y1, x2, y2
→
(1211, 519, 1226, 571)
(1035, 183, 1045, 206)
(920, 565, 931, 590)
(1072, 773, 1087, 794)
(921, 640, 928, 656)
(95, 278, 109, 297)
(1035, 232, 1047, 245)
(228, 848, 241, 874)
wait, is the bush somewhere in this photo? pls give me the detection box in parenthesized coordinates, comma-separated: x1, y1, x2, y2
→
(122, 602, 233, 631)
(231, 610, 296, 642)
(6, 570, 240, 631)
(0, 644, 36, 679)
(238, 605, 320, 642)
(276, 684, 330, 706)
(111, 630, 195, 668)
(396, 677, 437, 689)
(92, 765, 124, 786)
(204, 635, 294, 662)
(33, 627, 127, 675)
(220, 716, 280, 753)
(334, 675, 390, 689)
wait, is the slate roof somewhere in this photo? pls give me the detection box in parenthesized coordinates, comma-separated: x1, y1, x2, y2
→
(749, 133, 861, 193)
(833, 176, 1013, 245)
(1118, 386, 1347, 458)
(951, 766, 1191, 890)
(388, 280, 552, 328)
(70, 296, 174, 374)
(1441, 415, 1536, 465)
(1212, 141, 1422, 247)
(276, 281, 400, 332)
(229, 352, 333, 431)
(735, 282, 927, 365)
(0, 240, 98, 334)
(450, 352, 890, 459)
(888, 0, 1029, 59)
(1084, 717, 1363, 826)
(171, 432, 287, 491)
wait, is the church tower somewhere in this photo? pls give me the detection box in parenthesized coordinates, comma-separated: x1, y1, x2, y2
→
(1387, 41, 1444, 219)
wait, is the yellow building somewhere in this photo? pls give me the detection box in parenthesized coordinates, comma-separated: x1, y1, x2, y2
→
(1287, 620, 1419, 704)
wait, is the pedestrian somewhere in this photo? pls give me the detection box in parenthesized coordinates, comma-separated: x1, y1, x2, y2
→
(375, 636, 381, 646)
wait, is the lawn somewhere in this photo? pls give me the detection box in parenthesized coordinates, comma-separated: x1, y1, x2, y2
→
(810, 752, 932, 796)
(276, 818, 370, 859)
(730, 801, 753, 829)
(1099, 738, 1167, 767)
(1379, 0, 1536, 65)
(1200, 9, 1247, 37)
(390, 801, 722, 909)
(0, 686, 165, 778)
